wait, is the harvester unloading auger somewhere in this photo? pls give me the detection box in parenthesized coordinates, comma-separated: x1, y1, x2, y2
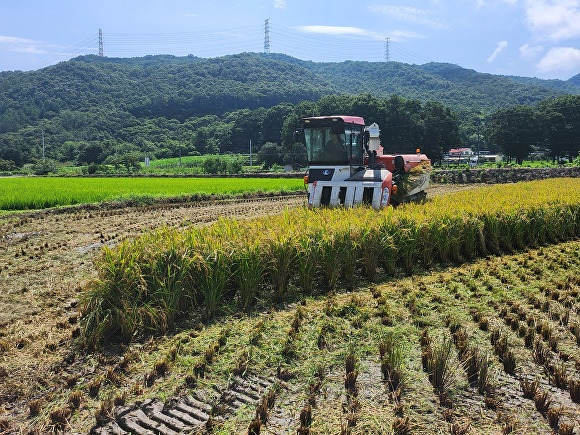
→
(298, 116, 431, 209)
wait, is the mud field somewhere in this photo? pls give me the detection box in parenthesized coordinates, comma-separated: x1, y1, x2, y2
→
(0, 184, 578, 434)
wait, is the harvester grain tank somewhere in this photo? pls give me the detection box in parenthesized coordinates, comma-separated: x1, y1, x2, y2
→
(298, 116, 431, 209)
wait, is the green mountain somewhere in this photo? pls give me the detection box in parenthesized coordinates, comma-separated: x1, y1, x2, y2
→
(0, 52, 578, 166)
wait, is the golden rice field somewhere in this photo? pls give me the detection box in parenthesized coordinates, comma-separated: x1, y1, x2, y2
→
(77, 238, 580, 434)
(81, 178, 580, 347)
(1, 179, 579, 434)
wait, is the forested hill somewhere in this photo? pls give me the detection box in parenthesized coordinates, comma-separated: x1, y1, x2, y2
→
(2, 52, 578, 125)
(0, 52, 578, 167)
(266, 54, 579, 111)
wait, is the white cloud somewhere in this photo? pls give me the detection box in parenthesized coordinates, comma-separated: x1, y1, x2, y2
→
(368, 5, 448, 30)
(487, 40, 508, 61)
(476, 0, 519, 6)
(389, 30, 425, 40)
(274, 0, 287, 9)
(0, 35, 47, 54)
(296, 25, 385, 40)
(537, 46, 580, 73)
(525, 0, 580, 41)
(519, 43, 544, 59)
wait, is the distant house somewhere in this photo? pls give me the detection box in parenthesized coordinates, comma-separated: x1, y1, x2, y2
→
(444, 147, 473, 164)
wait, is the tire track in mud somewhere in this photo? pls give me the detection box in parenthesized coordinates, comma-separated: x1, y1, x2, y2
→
(91, 374, 278, 434)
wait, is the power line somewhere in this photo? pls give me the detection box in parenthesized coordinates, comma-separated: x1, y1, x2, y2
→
(30, 35, 97, 70)
(27, 20, 431, 71)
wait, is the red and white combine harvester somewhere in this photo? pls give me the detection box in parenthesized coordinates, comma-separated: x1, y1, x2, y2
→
(298, 116, 431, 209)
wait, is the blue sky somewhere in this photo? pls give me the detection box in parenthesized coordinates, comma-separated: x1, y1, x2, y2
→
(1, 0, 579, 80)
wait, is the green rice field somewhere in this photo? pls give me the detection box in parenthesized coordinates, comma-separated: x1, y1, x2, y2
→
(0, 176, 304, 211)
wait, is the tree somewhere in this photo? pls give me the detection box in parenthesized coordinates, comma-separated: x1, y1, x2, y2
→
(257, 142, 284, 169)
(420, 101, 461, 164)
(0, 145, 24, 167)
(486, 105, 537, 164)
(537, 95, 580, 163)
(382, 96, 423, 153)
(77, 142, 106, 164)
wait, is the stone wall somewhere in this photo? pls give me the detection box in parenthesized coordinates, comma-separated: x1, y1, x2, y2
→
(431, 167, 580, 184)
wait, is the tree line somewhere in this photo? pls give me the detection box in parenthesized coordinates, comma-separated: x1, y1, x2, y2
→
(0, 93, 578, 172)
(0, 53, 578, 172)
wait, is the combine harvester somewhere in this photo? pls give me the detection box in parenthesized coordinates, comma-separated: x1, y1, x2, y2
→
(298, 116, 431, 209)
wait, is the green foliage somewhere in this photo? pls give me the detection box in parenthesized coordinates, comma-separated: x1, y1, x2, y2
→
(31, 158, 57, 175)
(486, 105, 538, 164)
(257, 142, 285, 169)
(201, 155, 244, 174)
(0, 53, 577, 169)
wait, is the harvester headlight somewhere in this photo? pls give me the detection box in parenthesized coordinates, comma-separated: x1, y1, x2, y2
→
(392, 185, 398, 195)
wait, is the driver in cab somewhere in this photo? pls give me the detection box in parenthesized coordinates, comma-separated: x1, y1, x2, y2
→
(324, 132, 347, 160)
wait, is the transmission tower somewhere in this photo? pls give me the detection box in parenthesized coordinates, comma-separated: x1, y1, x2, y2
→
(98, 28, 104, 57)
(384, 37, 390, 62)
(264, 19, 270, 54)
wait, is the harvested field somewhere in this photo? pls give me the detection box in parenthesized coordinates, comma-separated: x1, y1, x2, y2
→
(0, 183, 578, 434)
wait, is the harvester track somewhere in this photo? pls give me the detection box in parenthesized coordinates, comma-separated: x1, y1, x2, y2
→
(91, 374, 277, 434)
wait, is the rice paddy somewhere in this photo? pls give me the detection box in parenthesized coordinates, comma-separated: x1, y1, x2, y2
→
(81, 178, 580, 346)
(1, 179, 579, 434)
(0, 176, 304, 211)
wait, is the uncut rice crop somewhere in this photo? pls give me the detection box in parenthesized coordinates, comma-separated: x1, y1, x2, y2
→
(81, 178, 580, 346)
(0, 177, 304, 210)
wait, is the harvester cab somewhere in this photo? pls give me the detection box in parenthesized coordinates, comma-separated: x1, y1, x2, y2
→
(299, 115, 431, 209)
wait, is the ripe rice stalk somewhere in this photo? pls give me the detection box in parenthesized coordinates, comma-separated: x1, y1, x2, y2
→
(195, 248, 231, 321)
(378, 221, 398, 276)
(318, 232, 344, 291)
(432, 218, 453, 263)
(359, 227, 382, 281)
(417, 222, 436, 267)
(267, 233, 297, 300)
(80, 179, 580, 346)
(462, 216, 483, 259)
(296, 233, 320, 294)
(394, 220, 419, 274)
(140, 245, 196, 332)
(481, 214, 501, 255)
(340, 229, 360, 290)
(234, 243, 265, 310)
(527, 208, 546, 246)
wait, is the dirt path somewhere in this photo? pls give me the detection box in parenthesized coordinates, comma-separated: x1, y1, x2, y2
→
(0, 184, 483, 432)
